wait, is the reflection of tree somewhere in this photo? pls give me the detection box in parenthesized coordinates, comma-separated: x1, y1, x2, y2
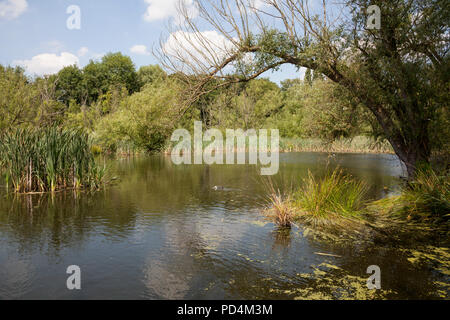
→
(113, 155, 265, 213)
(0, 153, 413, 298)
(271, 228, 292, 250)
(0, 190, 138, 258)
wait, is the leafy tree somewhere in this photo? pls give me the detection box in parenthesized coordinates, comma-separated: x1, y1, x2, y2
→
(101, 52, 140, 93)
(95, 79, 182, 152)
(54, 65, 86, 105)
(304, 69, 312, 86)
(138, 65, 167, 86)
(0, 66, 37, 131)
(235, 78, 283, 129)
(33, 76, 66, 126)
(83, 52, 140, 104)
(159, 0, 450, 179)
(82, 60, 108, 104)
(299, 80, 365, 140)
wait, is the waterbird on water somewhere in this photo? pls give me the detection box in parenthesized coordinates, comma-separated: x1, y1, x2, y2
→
(212, 186, 224, 190)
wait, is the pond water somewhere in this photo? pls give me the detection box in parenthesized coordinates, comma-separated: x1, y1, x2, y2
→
(0, 152, 448, 299)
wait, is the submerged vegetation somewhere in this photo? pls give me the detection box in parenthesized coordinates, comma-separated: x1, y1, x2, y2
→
(0, 127, 107, 193)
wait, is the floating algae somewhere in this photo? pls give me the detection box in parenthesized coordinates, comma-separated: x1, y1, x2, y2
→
(270, 263, 396, 300)
(403, 246, 450, 298)
(405, 246, 450, 267)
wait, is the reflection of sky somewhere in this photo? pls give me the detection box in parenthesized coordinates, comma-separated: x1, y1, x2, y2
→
(0, 254, 35, 300)
(140, 203, 324, 299)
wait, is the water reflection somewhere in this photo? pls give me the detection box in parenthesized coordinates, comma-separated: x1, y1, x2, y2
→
(0, 256, 35, 299)
(271, 228, 292, 250)
(0, 152, 447, 299)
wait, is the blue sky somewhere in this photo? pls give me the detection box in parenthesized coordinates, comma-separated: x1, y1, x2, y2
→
(0, 0, 304, 83)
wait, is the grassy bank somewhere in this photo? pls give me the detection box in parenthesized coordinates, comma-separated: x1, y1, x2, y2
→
(0, 127, 107, 193)
(368, 169, 450, 225)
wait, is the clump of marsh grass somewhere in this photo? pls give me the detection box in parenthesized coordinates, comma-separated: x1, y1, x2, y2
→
(292, 168, 368, 227)
(380, 169, 450, 225)
(263, 168, 368, 231)
(0, 127, 108, 193)
(364, 170, 449, 243)
(263, 180, 295, 228)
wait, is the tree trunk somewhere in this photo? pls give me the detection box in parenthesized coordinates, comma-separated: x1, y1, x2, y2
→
(404, 148, 431, 180)
(386, 132, 431, 180)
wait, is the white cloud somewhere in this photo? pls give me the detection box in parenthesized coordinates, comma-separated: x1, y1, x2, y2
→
(130, 44, 150, 55)
(163, 30, 235, 62)
(0, 0, 27, 20)
(143, 0, 198, 25)
(251, 0, 268, 10)
(13, 52, 79, 76)
(77, 47, 89, 57)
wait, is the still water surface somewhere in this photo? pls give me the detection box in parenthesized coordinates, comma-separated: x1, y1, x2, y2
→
(0, 153, 447, 299)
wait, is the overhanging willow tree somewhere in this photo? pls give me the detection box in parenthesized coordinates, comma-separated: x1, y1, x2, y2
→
(156, 0, 449, 179)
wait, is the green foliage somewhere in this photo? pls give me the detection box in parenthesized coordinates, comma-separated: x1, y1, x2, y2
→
(0, 66, 37, 131)
(208, 78, 283, 129)
(0, 66, 68, 130)
(280, 80, 367, 140)
(101, 52, 141, 93)
(33, 76, 67, 126)
(82, 60, 109, 103)
(54, 65, 86, 105)
(82, 52, 140, 104)
(137, 65, 167, 86)
(0, 127, 106, 193)
(94, 79, 182, 153)
(0, 34, 446, 163)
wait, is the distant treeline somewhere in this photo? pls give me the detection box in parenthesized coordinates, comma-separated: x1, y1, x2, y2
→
(1, 52, 448, 155)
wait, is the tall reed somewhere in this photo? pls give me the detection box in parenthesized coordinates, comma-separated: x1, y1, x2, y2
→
(0, 127, 106, 193)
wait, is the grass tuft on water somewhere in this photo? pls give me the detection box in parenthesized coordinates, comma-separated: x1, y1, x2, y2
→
(263, 182, 295, 228)
(0, 127, 108, 193)
(293, 168, 368, 224)
(263, 167, 369, 230)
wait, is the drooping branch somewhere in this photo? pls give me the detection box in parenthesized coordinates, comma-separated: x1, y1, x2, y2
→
(155, 0, 449, 177)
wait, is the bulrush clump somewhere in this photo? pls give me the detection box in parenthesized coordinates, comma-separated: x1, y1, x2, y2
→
(0, 127, 107, 193)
